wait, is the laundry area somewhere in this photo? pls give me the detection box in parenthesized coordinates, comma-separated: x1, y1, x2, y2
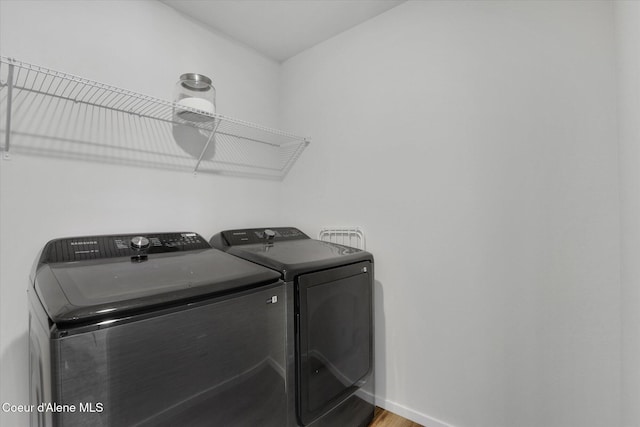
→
(1, 1, 639, 427)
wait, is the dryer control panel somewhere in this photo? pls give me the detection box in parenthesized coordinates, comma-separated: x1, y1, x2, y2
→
(218, 227, 309, 246)
(40, 232, 211, 263)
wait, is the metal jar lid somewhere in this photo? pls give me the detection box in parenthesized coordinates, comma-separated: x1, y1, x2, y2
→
(180, 73, 213, 91)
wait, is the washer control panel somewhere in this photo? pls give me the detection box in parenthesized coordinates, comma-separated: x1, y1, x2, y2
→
(40, 232, 211, 263)
(220, 227, 309, 246)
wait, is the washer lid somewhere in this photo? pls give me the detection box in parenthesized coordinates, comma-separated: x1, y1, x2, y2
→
(33, 233, 281, 325)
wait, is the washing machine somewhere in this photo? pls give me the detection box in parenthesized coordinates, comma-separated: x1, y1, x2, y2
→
(28, 232, 287, 427)
(210, 227, 374, 427)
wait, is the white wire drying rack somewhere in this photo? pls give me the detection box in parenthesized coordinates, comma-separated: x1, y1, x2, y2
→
(0, 56, 309, 179)
(318, 227, 366, 250)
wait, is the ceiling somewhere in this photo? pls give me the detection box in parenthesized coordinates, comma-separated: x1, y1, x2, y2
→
(160, 0, 406, 62)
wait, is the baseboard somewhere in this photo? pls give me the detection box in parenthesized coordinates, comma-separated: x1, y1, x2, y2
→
(377, 398, 456, 427)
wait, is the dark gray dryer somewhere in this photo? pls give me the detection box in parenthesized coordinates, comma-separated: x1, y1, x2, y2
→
(29, 232, 286, 427)
(211, 227, 374, 427)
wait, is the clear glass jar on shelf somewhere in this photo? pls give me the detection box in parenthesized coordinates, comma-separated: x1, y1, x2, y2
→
(174, 73, 215, 122)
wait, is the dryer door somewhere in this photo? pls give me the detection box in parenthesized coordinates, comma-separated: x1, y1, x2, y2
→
(296, 261, 373, 426)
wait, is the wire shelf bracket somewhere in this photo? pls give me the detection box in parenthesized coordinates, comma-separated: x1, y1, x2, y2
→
(318, 227, 366, 250)
(2, 61, 14, 160)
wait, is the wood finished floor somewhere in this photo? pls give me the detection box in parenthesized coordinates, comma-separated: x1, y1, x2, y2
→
(370, 407, 424, 427)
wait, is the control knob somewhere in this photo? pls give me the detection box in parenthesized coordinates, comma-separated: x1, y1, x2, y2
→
(130, 236, 150, 250)
(264, 229, 276, 241)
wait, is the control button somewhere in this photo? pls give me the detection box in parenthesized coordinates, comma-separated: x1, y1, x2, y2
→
(130, 236, 150, 250)
(264, 229, 276, 241)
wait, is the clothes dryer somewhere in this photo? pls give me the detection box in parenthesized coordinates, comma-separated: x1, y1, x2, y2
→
(211, 227, 374, 427)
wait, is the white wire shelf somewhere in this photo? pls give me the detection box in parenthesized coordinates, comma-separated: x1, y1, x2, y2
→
(0, 56, 309, 179)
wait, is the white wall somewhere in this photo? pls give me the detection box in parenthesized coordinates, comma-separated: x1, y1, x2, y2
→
(280, 1, 621, 426)
(616, 2, 640, 427)
(0, 1, 283, 426)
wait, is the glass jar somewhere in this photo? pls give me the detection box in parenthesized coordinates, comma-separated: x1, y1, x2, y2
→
(174, 73, 215, 122)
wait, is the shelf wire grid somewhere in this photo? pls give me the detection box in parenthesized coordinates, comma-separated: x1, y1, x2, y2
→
(0, 56, 309, 179)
